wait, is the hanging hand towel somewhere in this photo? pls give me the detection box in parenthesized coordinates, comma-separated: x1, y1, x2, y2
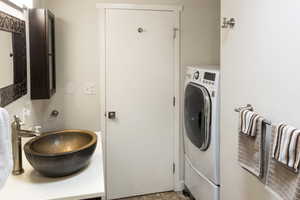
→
(238, 109, 265, 179)
(239, 109, 262, 137)
(271, 124, 300, 172)
(0, 108, 12, 190)
(266, 124, 300, 200)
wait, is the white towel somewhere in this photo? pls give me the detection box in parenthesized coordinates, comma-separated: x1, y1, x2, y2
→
(239, 110, 263, 137)
(0, 108, 12, 190)
(272, 123, 300, 173)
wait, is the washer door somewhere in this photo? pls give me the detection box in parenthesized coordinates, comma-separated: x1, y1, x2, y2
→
(184, 83, 212, 151)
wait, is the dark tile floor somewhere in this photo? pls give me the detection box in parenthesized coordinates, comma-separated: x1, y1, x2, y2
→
(119, 192, 189, 200)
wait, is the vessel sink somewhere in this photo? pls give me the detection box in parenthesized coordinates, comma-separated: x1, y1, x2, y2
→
(24, 130, 97, 177)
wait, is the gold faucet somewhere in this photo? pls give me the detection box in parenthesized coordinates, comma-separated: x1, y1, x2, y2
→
(11, 116, 40, 175)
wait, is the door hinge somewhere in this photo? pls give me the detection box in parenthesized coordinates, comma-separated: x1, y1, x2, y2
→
(173, 96, 176, 107)
(173, 163, 175, 174)
(173, 28, 179, 39)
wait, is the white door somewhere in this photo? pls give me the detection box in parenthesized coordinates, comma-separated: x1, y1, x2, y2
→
(105, 9, 175, 199)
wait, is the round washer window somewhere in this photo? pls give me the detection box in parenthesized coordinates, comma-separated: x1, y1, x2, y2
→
(184, 83, 212, 151)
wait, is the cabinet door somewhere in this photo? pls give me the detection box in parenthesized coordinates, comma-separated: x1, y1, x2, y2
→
(47, 13, 55, 93)
(30, 9, 56, 99)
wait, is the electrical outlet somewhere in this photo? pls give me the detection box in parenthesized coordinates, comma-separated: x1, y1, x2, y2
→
(83, 82, 96, 95)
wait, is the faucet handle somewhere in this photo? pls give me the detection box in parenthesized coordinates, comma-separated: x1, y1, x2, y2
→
(13, 115, 24, 126)
(14, 115, 20, 122)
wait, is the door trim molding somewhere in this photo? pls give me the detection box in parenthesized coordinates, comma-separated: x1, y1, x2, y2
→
(97, 4, 182, 198)
(96, 3, 183, 12)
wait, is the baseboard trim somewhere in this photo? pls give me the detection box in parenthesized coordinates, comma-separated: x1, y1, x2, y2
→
(174, 180, 185, 191)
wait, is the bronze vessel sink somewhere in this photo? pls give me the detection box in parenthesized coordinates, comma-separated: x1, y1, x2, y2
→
(24, 130, 97, 177)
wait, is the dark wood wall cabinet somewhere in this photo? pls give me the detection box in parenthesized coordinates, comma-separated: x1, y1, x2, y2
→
(29, 9, 56, 99)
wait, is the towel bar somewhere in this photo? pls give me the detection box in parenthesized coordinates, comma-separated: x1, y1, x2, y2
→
(234, 104, 272, 125)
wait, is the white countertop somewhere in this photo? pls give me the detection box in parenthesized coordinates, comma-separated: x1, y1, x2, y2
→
(0, 131, 105, 200)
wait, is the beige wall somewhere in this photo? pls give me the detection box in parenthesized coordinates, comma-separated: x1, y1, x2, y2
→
(221, 0, 300, 199)
(42, 0, 220, 131)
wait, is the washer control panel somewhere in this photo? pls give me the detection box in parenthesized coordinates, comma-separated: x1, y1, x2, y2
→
(186, 66, 220, 100)
(193, 71, 216, 86)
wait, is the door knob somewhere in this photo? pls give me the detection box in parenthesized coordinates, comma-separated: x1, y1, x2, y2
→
(108, 112, 116, 119)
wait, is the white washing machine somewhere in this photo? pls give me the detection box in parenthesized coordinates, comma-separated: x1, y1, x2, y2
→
(184, 66, 220, 200)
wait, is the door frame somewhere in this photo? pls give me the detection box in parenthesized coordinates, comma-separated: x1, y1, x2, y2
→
(96, 4, 183, 197)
